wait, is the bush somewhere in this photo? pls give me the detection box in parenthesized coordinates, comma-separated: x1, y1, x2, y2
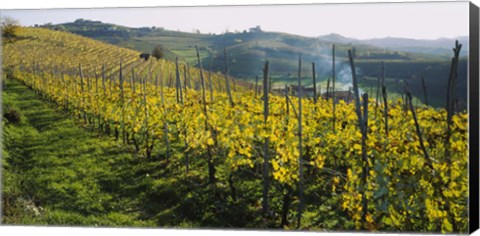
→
(151, 45, 165, 60)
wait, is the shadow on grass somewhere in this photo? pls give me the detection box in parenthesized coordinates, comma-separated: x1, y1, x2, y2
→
(2, 79, 333, 229)
(3, 79, 258, 228)
(2, 79, 154, 226)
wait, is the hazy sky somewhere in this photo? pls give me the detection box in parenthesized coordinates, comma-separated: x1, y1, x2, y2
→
(1, 1, 469, 40)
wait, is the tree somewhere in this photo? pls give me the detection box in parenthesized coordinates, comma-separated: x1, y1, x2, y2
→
(151, 45, 165, 61)
(1, 17, 20, 43)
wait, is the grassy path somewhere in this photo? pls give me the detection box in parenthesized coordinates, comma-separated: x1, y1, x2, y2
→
(1, 79, 157, 226)
(1, 79, 341, 229)
(1, 79, 261, 228)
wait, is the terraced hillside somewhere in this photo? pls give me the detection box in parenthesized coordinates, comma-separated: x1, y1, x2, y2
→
(3, 27, 250, 94)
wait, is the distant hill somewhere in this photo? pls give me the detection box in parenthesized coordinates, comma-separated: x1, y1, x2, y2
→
(40, 19, 451, 77)
(39, 19, 467, 108)
(318, 34, 469, 57)
(316, 33, 360, 44)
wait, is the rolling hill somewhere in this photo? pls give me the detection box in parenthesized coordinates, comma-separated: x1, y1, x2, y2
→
(39, 19, 451, 76)
(3, 26, 251, 96)
(318, 33, 469, 57)
(39, 19, 468, 108)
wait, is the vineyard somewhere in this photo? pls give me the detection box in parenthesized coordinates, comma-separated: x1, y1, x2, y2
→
(2, 27, 469, 233)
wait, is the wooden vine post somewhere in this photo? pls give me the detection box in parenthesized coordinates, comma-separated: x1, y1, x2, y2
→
(443, 41, 462, 232)
(62, 72, 68, 111)
(255, 76, 259, 98)
(224, 47, 234, 107)
(281, 84, 293, 227)
(182, 64, 188, 92)
(74, 68, 79, 118)
(296, 55, 304, 229)
(196, 45, 216, 185)
(143, 76, 152, 159)
(160, 64, 165, 107)
(79, 64, 87, 124)
(421, 77, 428, 106)
(262, 60, 270, 217)
(361, 93, 369, 227)
(312, 63, 317, 103)
(109, 69, 113, 95)
(95, 70, 100, 130)
(86, 69, 91, 122)
(175, 57, 183, 105)
(131, 66, 136, 93)
(375, 72, 381, 112)
(445, 41, 462, 161)
(332, 44, 336, 132)
(103, 65, 110, 134)
(208, 55, 214, 103)
(186, 64, 192, 90)
(405, 89, 433, 170)
(160, 64, 170, 159)
(348, 49, 369, 228)
(380, 62, 388, 136)
(119, 62, 126, 144)
(326, 78, 331, 99)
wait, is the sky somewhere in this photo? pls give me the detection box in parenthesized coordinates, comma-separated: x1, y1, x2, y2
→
(0, 1, 470, 40)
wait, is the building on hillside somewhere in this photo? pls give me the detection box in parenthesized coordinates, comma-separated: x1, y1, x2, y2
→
(321, 90, 355, 103)
(269, 85, 354, 104)
(271, 87, 287, 96)
(287, 84, 316, 97)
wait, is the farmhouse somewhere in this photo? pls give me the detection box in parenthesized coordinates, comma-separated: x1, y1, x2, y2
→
(321, 90, 355, 103)
(287, 84, 316, 97)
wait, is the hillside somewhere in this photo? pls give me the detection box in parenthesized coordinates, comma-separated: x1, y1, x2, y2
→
(40, 19, 467, 108)
(41, 19, 454, 67)
(3, 26, 249, 95)
(2, 21, 469, 232)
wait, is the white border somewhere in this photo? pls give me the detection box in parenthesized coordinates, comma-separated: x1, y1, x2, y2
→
(0, 0, 475, 9)
(0, 1, 478, 236)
